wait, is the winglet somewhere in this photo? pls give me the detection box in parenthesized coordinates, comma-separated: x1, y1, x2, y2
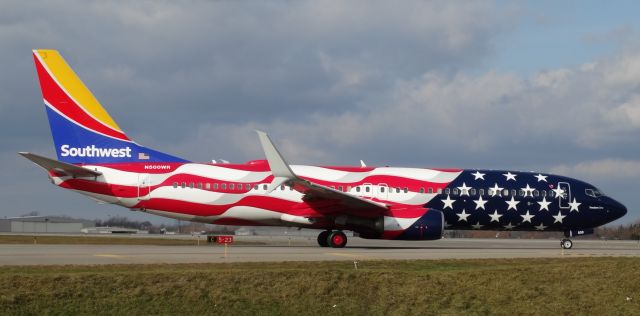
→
(256, 131, 300, 193)
(256, 131, 296, 178)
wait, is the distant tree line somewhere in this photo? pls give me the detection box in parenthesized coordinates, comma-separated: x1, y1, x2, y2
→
(95, 216, 155, 232)
(595, 220, 640, 240)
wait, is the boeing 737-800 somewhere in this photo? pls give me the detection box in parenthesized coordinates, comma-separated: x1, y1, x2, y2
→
(22, 50, 627, 249)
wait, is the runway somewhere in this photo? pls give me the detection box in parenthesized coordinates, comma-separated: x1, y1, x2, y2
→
(1, 237, 639, 266)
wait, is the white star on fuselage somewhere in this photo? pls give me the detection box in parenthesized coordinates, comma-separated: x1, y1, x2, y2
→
(553, 187, 566, 199)
(503, 222, 516, 230)
(456, 209, 471, 222)
(472, 222, 483, 229)
(503, 172, 517, 181)
(520, 210, 535, 223)
(489, 210, 503, 223)
(457, 182, 472, 196)
(489, 183, 504, 197)
(521, 184, 535, 197)
(553, 211, 566, 224)
(534, 174, 548, 182)
(534, 223, 547, 231)
(569, 198, 581, 212)
(441, 195, 455, 209)
(474, 195, 488, 210)
(537, 197, 551, 211)
(472, 171, 486, 180)
(506, 196, 520, 211)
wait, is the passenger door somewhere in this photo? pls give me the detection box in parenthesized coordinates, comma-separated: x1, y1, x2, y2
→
(137, 173, 152, 201)
(558, 182, 571, 209)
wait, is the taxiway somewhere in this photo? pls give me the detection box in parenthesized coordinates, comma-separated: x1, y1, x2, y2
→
(1, 237, 639, 265)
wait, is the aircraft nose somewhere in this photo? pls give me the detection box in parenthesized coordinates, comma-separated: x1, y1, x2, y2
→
(609, 199, 627, 220)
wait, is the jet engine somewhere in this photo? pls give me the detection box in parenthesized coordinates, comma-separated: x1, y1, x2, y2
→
(344, 208, 444, 241)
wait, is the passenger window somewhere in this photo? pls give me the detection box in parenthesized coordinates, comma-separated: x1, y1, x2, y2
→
(541, 190, 547, 197)
(549, 190, 555, 198)
(253, 184, 259, 190)
(356, 187, 361, 193)
(380, 187, 385, 193)
(404, 188, 408, 193)
(198, 183, 203, 189)
(437, 188, 442, 194)
(365, 187, 370, 193)
(222, 183, 227, 190)
(419, 188, 424, 193)
(330, 186, 335, 189)
(206, 183, 211, 190)
(470, 189, 476, 196)
(229, 184, 234, 190)
(479, 189, 484, 196)
(173, 182, 178, 188)
(181, 182, 186, 188)
(453, 188, 459, 196)
(445, 188, 450, 195)
(511, 189, 516, 196)
(214, 183, 219, 190)
(533, 190, 539, 197)
(396, 188, 400, 193)
(189, 182, 194, 189)
(338, 186, 343, 191)
(428, 188, 434, 194)
(280, 185, 285, 190)
(502, 189, 509, 196)
(347, 186, 352, 192)
(246, 184, 251, 190)
(263, 184, 268, 190)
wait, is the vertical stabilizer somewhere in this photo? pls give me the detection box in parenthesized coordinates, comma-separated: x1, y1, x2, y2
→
(32, 49, 188, 164)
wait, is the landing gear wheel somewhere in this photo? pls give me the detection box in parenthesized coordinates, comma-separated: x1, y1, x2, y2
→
(328, 231, 347, 248)
(317, 231, 330, 247)
(561, 239, 573, 249)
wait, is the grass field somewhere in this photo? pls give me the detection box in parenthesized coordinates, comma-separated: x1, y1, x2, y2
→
(1, 257, 638, 315)
(0, 234, 263, 246)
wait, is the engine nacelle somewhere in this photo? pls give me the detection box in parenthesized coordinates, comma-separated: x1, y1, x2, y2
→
(388, 209, 444, 240)
(356, 209, 444, 241)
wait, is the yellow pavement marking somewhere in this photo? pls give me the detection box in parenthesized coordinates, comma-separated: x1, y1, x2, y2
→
(94, 254, 126, 259)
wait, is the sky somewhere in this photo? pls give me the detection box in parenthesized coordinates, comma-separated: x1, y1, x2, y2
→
(1, 0, 639, 225)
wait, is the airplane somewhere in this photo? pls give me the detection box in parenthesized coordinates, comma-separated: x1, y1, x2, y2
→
(22, 49, 627, 249)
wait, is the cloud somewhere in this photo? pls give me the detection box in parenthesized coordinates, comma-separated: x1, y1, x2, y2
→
(184, 49, 640, 169)
(549, 159, 640, 180)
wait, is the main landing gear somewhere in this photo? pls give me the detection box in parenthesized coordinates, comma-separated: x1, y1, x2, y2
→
(561, 238, 573, 249)
(317, 230, 347, 248)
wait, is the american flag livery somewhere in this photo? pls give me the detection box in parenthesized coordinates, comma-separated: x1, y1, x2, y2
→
(22, 50, 627, 249)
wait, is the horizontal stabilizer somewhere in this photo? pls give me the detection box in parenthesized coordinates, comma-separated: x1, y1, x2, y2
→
(19, 152, 102, 177)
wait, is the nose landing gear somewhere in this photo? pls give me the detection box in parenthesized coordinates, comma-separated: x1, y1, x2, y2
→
(317, 230, 347, 248)
(561, 238, 573, 249)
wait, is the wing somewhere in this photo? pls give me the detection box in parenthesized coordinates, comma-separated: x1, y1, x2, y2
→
(256, 131, 388, 218)
(19, 152, 102, 177)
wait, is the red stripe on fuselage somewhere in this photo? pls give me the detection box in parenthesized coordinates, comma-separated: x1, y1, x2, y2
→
(136, 195, 327, 218)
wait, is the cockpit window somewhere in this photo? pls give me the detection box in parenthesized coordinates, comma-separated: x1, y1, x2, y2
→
(585, 188, 604, 197)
